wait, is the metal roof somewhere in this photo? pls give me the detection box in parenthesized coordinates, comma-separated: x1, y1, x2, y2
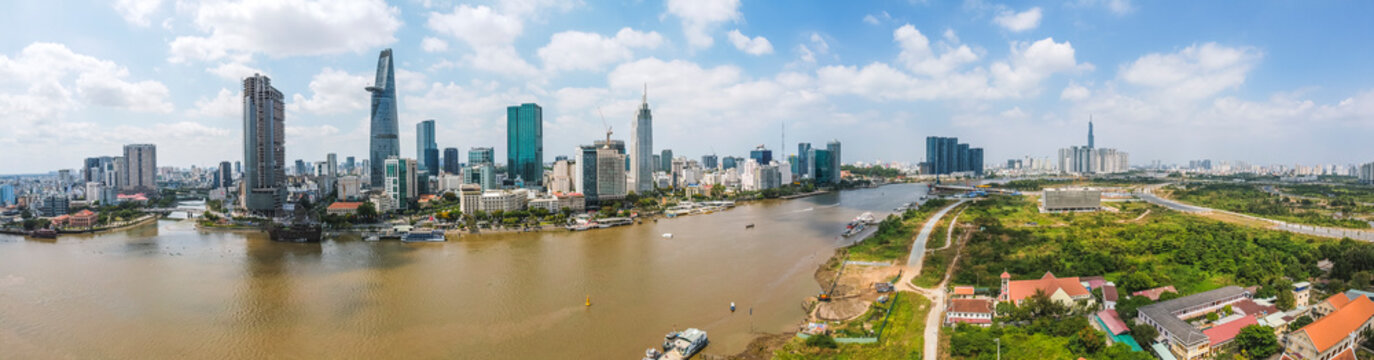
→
(1137, 285, 1250, 347)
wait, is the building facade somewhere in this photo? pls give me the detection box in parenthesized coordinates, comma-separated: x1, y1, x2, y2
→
(630, 90, 654, 193)
(121, 144, 157, 194)
(384, 157, 417, 210)
(242, 74, 286, 214)
(924, 137, 982, 176)
(443, 148, 460, 175)
(367, 49, 400, 188)
(506, 103, 544, 187)
(416, 120, 437, 176)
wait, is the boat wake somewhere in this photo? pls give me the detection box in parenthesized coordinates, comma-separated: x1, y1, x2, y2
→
(792, 207, 814, 213)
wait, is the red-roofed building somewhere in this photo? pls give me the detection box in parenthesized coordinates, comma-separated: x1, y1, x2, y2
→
(1096, 309, 1129, 335)
(1284, 294, 1374, 360)
(69, 209, 97, 227)
(1132, 285, 1178, 301)
(1231, 298, 1278, 318)
(1103, 284, 1119, 309)
(327, 202, 363, 216)
(946, 298, 995, 327)
(953, 286, 976, 297)
(1203, 315, 1257, 351)
(999, 272, 1095, 307)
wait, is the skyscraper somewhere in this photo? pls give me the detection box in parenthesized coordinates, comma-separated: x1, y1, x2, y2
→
(242, 74, 286, 214)
(506, 103, 543, 187)
(750, 145, 772, 165)
(469, 147, 495, 164)
(384, 157, 417, 210)
(630, 87, 654, 192)
(324, 153, 338, 194)
(797, 142, 812, 178)
(812, 149, 834, 184)
(722, 156, 738, 170)
(416, 120, 438, 176)
(443, 147, 460, 175)
(367, 49, 400, 188)
(575, 145, 598, 201)
(924, 136, 981, 176)
(121, 144, 156, 194)
(702, 154, 718, 170)
(825, 140, 842, 184)
(1088, 117, 1095, 149)
(660, 149, 673, 172)
(218, 161, 232, 189)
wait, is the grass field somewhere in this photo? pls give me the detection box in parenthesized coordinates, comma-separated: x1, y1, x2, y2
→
(773, 291, 931, 360)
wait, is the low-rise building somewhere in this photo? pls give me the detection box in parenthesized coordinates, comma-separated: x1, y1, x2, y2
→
(479, 189, 528, 213)
(1137, 286, 1252, 360)
(69, 209, 97, 227)
(999, 271, 1094, 308)
(1201, 315, 1258, 357)
(1293, 281, 1312, 308)
(946, 298, 995, 326)
(555, 192, 586, 212)
(1041, 187, 1101, 212)
(327, 202, 363, 216)
(1283, 294, 1374, 360)
(458, 184, 482, 215)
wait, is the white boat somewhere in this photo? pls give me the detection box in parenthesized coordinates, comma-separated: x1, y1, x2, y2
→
(401, 230, 446, 242)
(662, 233, 673, 238)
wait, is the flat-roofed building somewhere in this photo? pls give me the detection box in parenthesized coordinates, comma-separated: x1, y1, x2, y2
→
(1042, 187, 1101, 212)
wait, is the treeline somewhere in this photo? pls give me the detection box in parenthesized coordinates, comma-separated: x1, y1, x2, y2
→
(841, 165, 904, 178)
(1173, 183, 1370, 229)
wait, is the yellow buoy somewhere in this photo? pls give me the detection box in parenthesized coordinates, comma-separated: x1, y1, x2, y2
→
(585, 295, 591, 307)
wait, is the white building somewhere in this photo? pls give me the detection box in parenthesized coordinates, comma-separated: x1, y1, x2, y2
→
(479, 189, 529, 213)
(548, 159, 574, 194)
(458, 184, 482, 215)
(596, 145, 627, 201)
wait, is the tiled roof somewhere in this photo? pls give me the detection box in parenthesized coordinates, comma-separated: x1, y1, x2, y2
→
(1297, 295, 1374, 353)
(1232, 298, 1277, 317)
(1332, 347, 1356, 360)
(328, 202, 363, 210)
(1326, 293, 1354, 310)
(1080, 276, 1106, 289)
(949, 317, 991, 324)
(1103, 284, 1119, 302)
(953, 286, 975, 295)
(1097, 309, 1129, 335)
(949, 299, 994, 314)
(1006, 272, 1090, 303)
(1202, 315, 1257, 346)
(1132, 285, 1178, 300)
(1137, 286, 1250, 347)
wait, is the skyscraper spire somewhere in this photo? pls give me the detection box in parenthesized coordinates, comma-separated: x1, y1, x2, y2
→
(1088, 115, 1095, 149)
(642, 83, 647, 105)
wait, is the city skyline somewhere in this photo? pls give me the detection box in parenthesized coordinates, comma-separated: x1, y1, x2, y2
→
(2, 1, 1374, 174)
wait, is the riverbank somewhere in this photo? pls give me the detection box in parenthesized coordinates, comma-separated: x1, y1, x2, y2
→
(0, 214, 163, 237)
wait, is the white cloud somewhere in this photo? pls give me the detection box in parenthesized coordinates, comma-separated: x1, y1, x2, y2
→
(894, 24, 978, 76)
(862, 11, 892, 25)
(188, 88, 240, 119)
(168, 0, 401, 63)
(289, 67, 370, 115)
(993, 7, 1042, 32)
(727, 30, 774, 56)
(1073, 0, 1135, 15)
(809, 33, 830, 55)
(989, 37, 1086, 95)
(421, 37, 449, 53)
(113, 0, 164, 27)
(537, 28, 664, 72)
(206, 61, 265, 82)
(426, 4, 541, 76)
(0, 42, 173, 119)
(1119, 42, 1260, 100)
(1061, 82, 1090, 101)
(666, 0, 741, 49)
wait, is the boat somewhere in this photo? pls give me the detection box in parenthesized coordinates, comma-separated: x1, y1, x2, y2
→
(745, 224, 755, 229)
(267, 222, 323, 243)
(29, 228, 57, 239)
(662, 233, 673, 238)
(730, 302, 736, 312)
(364, 234, 380, 242)
(401, 229, 446, 242)
(642, 348, 664, 360)
(651, 328, 709, 360)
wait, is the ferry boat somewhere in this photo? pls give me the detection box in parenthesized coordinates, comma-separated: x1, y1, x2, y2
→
(644, 328, 708, 360)
(841, 212, 877, 237)
(267, 222, 323, 243)
(29, 228, 57, 239)
(401, 229, 446, 242)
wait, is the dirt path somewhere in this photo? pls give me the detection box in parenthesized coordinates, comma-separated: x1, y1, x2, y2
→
(929, 207, 966, 251)
(889, 199, 972, 360)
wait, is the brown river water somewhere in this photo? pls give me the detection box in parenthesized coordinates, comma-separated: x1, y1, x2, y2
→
(0, 183, 926, 359)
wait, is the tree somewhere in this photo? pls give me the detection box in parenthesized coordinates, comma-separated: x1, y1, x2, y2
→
(1352, 271, 1372, 291)
(1122, 272, 1157, 293)
(1287, 315, 1314, 332)
(1276, 288, 1296, 310)
(1234, 325, 1279, 358)
(804, 334, 837, 349)
(1206, 312, 1219, 322)
(442, 192, 458, 202)
(1070, 326, 1104, 354)
(357, 202, 377, 220)
(1130, 323, 1159, 346)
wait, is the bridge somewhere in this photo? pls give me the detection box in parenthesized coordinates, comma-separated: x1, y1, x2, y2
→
(931, 184, 1021, 195)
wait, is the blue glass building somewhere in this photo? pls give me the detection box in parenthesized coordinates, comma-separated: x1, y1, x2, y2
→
(750, 146, 773, 165)
(416, 119, 437, 176)
(506, 103, 543, 187)
(367, 49, 400, 188)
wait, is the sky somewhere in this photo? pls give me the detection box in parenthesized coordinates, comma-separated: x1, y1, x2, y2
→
(1, 0, 1372, 174)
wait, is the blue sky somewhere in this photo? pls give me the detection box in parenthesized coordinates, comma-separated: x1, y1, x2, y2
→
(1, 0, 1372, 174)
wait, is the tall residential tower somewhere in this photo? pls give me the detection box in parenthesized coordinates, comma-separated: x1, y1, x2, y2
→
(416, 119, 437, 176)
(242, 74, 286, 214)
(367, 49, 400, 188)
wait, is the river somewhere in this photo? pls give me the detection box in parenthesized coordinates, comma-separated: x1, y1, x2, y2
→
(0, 183, 927, 359)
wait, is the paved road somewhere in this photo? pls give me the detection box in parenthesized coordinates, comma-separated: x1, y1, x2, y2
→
(905, 199, 969, 270)
(890, 199, 967, 360)
(1139, 184, 1374, 241)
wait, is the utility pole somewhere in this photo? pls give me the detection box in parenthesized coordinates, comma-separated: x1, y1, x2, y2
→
(995, 337, 1001, 360)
